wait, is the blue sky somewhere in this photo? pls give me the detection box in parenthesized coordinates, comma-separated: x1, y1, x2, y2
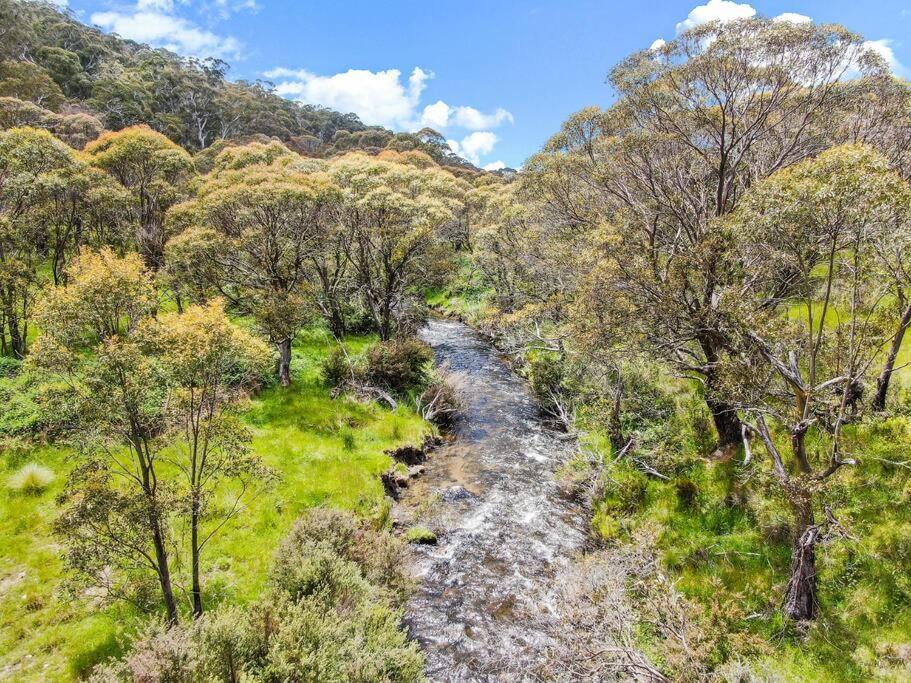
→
(58, 0, 911, 169)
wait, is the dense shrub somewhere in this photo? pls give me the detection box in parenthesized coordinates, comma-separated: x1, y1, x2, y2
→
(321, 346, 353, 388)
(364, 338, 432, 395)
(417, 379, 462, 428)
(0, 355, 21, 378)
(0, 371, 43, 436)
(90, 508, 421, 682)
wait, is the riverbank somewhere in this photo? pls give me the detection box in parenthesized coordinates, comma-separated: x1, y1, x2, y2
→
(0, 327, 430, 681)
(399, 318, 588, 678)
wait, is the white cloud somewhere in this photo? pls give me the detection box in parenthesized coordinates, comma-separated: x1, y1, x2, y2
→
(773, 12, 812, 23)
(418, 101, 513, 130)
(483, 160, 507, 171)
(137, 0, 176, 10)
(263, 66, 430, 129)
(676, 0, 755, 34)
(452, 106, 513, 129)
(92, 10, 242, 59)
(649, 38, 667, 50)
(419, 100, 452, 128)
(90, 0, 249, 59)
(448, 131, 498, 165)
(863, 38, 908, 77)
(265, 66, 513, 164)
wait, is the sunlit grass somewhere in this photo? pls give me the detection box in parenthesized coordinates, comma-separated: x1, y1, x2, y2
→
(0, 327, 430, 681)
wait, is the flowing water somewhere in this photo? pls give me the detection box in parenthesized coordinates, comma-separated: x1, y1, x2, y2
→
(402, 318, 588, 681)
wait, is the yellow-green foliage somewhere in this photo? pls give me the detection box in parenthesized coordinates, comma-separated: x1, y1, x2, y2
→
(0, 327, 430, 681)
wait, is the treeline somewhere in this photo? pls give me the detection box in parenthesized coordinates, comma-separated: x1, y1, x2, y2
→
(0, 115, 502, 371)
(453, 15, 911, 642)
(0, 115, 500, 635)
(0, 0, 474, 167)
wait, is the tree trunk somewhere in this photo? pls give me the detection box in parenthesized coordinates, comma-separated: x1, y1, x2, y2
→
(4, 298, 25, 359)
(191, 496, 202, 617)
(150, 515, 180, 624)
(697, 335, 743, 449)
(328, 304, 345, 340)
(704, 391, 743, 450)
(608, 382, 625, 452)
(784, 495, 819, 621)
(277, 338, 292, 387)
(379, 298, 393, 341)
(873, 300, 911, 411)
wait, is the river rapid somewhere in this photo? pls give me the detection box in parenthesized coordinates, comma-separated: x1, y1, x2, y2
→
(401, 318, 589, 681)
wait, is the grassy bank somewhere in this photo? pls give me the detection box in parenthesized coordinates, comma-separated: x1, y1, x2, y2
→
(0, 327, 430, 681)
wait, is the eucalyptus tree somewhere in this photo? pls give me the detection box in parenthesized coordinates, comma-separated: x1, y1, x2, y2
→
(0, 126, 73, 357)
(539, 18, 884, 448)
(329, 153, 468, 340)
(166, 159, 339, 385)
(143, 298, 273, 616)
(35, 250, 272, 621)
(829, 77, 911, 409)
(30, 248, 179, 621)
(726, 145, 911, 620)
(85, 125, 195, 269)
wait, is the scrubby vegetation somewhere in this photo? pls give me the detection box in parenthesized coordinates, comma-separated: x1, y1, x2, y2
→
(3, 0, 911, 680)
(432, 16, 911, 682)
(90, 508, 424, 682)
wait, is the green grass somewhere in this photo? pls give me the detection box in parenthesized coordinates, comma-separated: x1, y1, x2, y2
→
(585, 407, 911, 681)
(405, 526, 437, 544)
(0, 327, 430, 681)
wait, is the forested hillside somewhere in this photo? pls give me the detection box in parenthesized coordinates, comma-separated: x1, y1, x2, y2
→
(2, 0, 911, 681)
(0, 0, 473, 167)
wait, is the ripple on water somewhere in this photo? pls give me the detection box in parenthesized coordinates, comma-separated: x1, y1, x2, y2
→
(402, 319, 588, 681)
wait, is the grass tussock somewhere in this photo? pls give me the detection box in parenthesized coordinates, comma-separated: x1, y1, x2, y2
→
(7, 463, 55, 494)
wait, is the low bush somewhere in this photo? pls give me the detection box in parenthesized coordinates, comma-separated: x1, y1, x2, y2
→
(405, 526, 437, 544)
(364, 338, 432, 395)
(0, 355, 21, 378)
(417, 379, 462, 428)
(90, 508, 422, 682)
(321, 346, 354, 388)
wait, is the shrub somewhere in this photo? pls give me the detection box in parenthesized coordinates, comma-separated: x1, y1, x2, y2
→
(8, 463, 55, 493)
(0, 355, 21, 378)
(277, 507, 410, 599)
(322, 346, 353, 388)
(417, 379, 462, 428)
(90, 508, 423, 682)
(364, 338, 432, 395)
(405, 526, 438, 544)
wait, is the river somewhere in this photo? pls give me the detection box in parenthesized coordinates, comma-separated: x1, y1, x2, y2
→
(402, 318, 589, 681)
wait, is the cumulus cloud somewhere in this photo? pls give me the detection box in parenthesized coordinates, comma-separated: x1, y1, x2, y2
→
(136, 0, 176, 10)
(92, 9, 243, 59)
(773, 12, 812, 24)
(417, 101, 513, 130)
(90, 0, 258, 60)
(649, 38, 667, 50)
(676, 0, 755, 33)
(482, 160, 507, 171)
(447, 131, 498, 165)
(265, 65, 514, 164)
(264, 67, 431, 130)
